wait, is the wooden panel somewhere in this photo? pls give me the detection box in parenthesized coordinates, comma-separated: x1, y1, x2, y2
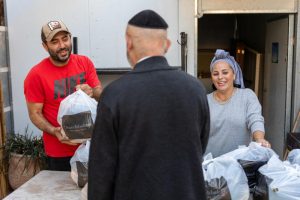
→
(0, 80, 9, 198)
(0, 81, 5, 145)
(199, 0, 297, 14)
(0, 0, 4, 26)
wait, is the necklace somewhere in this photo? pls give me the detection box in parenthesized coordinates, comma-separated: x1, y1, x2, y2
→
(213, 88, 236, 105)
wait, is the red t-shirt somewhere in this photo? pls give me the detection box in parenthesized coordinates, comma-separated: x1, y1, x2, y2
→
(24, 54, 101, 157)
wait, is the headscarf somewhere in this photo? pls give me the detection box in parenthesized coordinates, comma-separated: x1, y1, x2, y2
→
(210, 49, 245, 89)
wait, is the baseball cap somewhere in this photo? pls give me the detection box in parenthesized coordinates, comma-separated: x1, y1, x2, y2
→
(41, 20, 70, 42)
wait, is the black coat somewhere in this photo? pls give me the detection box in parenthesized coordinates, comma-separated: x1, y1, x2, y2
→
(88, 56, 210, 200)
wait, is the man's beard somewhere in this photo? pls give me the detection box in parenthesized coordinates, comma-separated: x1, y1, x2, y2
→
(48, 45, 72, 64)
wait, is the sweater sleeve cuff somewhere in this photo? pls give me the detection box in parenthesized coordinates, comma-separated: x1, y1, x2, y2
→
(251, 122, 265, 134)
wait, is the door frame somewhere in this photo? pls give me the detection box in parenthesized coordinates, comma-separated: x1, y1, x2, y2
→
(195, 9, 296, 134)
(286, 14, 294, 133)
(293, 3, 300, 124)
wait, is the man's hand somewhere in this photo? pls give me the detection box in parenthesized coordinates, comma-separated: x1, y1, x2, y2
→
(75, 84, 93, 97)
(75, 83, 102, 101)
(52, 127, 77, 146)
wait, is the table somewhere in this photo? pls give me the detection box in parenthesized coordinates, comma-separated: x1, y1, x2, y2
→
(4, 170, 82, 200)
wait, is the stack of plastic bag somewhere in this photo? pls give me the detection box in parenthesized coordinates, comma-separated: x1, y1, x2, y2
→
(202, 154, 249, 200)
(205, 176, 231, 200)
(70, 140, 90, 188)
(221, 142, 276, 194)
(259, 151, 300, 200)
(57, 89, 97, 143)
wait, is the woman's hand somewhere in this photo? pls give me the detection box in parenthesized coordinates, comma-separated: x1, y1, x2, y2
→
(253, 131, 271, 148)
(255, 138, 271, 148)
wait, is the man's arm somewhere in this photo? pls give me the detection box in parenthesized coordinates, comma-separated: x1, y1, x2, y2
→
(92, 85, 102, 101)
(26, 102, 75, 145)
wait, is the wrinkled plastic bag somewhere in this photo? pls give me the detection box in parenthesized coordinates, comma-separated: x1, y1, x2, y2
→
(57, 89, 97, 141)
(70, 140, 90, 187)
(259, 155, 300, 200)
(81, 183, 88, 200)
(237, 159, 267, 190)
(220, 142, 276, 192)
(287, 149, 300, 165)
(202, 154, 249, 200)
(221, 142, 276, 162)
(205, 176, 231, 200)
(252, 172, 269, 200)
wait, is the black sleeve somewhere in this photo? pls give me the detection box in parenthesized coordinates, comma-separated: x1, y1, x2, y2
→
(200, 91, 210, 155)
(88, 102, 118, 200)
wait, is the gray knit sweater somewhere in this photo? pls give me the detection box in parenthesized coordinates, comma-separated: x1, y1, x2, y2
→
(205, 88, 265, 157)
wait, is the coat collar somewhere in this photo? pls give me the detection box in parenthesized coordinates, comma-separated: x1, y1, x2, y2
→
(131, 56, 176, 73)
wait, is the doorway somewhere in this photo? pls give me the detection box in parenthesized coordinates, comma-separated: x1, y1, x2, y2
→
(197, 14, 292, 157)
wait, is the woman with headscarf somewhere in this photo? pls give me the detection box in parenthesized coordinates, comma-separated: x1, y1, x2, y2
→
(205, 49, 270, 157)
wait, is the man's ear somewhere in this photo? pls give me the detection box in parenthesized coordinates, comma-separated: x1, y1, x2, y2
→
(164, 39, 171, 53)
(126, 35, 133, 51)
(42, 42, 48, 52)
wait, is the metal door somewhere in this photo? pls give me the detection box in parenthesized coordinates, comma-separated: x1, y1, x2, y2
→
(263, 17, 289, 157)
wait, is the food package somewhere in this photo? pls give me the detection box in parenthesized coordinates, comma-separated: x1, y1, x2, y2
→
(70, 140, 90, 187)
(57, 89, 97, 142)
(202, 154, 249, 200)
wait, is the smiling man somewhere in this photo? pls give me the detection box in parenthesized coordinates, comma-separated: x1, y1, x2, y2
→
(24, 20, 102, 171)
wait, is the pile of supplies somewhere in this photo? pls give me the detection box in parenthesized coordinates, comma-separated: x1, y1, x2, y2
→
(204, 142, 300, 200)
(57, 89, 97, 199)
(57, 90, 300, 200)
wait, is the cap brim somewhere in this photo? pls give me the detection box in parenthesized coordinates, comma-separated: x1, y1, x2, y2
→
(46, 29, 70, 42)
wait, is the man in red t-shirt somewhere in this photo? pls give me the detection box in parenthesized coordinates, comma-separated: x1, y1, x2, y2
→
(24, 20, 102, 171)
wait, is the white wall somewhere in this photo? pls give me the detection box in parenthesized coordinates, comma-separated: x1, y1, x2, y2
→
(88, 0, 181, 68)
(5, 0, 196, 135)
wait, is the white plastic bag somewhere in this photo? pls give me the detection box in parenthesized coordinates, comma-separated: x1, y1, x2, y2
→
(58, 89, 97, 124)
(202, 154, 249, 200)
(81, 183, 88, 200)
(287, 149, 300, 165)
(57, 89, 97, 141)
(259, 155, 300, 200)
(220, 142, 277, 193)
(221, 142, 276, 162)
(70, 140, 90, 187)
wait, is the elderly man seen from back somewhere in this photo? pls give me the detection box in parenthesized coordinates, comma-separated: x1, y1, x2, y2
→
(88, 10, 210, 200)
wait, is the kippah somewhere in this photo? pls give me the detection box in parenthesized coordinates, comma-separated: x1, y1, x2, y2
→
(128, 9, 168, 29)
